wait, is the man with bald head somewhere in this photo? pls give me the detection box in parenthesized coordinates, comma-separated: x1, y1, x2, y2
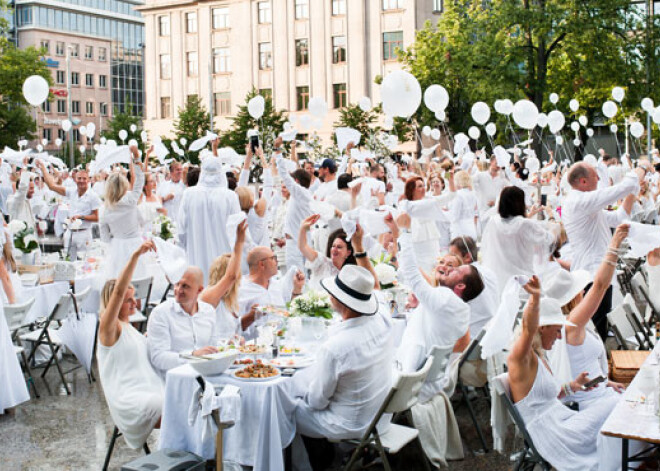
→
(562, 160, 645, 339)
(147, 266, 222, 376)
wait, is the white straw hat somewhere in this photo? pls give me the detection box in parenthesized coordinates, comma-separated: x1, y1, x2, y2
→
(539, 297, 576, 327)
(543, 269, 592, 307)
(321, 265, 378, 316)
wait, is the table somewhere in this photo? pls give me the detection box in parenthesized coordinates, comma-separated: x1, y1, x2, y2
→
(160, 363, 301, 471)
(601, 342, 660, 470)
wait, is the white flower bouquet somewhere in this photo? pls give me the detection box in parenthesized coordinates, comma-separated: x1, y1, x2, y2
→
(371, 253, 397, 290)
(152, 214, 176, 240)
(10, 220, 39, 254)
(287, 290, 334, 319)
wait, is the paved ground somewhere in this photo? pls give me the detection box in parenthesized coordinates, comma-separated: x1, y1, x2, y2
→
(0, 357, 515, 471)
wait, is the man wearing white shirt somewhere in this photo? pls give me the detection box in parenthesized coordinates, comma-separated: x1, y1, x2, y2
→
(313, 158, 339, 201)
(473, 157, 507, 217)
(158, 161, 185, 223)
(563, 161, 644, 339)
(147, 266, 221, 377)
(359, 164, 386, 205)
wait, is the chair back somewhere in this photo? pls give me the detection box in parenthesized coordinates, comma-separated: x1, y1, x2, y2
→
(425, 345, 453, 384)
(622, 297, 653, 349)
(631, 272, 658, 321)
(52, 292, 76, 323)
(72, 286, 92, 317)
(385, 356, 433, 414)
(131, 277, 153, 314)
(608, 304, 638, 349)
(4, 297, 36, 332)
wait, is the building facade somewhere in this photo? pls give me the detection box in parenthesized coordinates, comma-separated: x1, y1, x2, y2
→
(10, 0, 145, 151)
(139, 0, 442, 142)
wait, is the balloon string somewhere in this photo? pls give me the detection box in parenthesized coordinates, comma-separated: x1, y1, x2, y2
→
(534, 128, 552, 156)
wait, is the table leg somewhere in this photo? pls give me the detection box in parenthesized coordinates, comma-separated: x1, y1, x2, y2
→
(622, 438, 629, 471)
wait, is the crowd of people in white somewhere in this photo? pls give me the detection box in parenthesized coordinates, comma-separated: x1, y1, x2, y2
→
(2, 132, 660, 470)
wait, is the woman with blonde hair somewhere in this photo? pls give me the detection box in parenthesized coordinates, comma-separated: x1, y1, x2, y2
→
(448, 170, 479, 240)
(99, 145, 148, 280)
(138, 172, 166, 225)
(97, 240, 163, 450)
(0, 225, 18, 304)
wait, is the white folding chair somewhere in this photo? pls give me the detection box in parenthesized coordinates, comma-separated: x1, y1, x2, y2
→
(128, 276, 153, 331)
(622, 294, 654, 350)
(492, 374, 551, 471)
(342, 357, 434, 471)
(4, 297, 39, 397)
(425, 344, 453, 387)
(608, 303, 641, 350)
(631, 272, 660, 324)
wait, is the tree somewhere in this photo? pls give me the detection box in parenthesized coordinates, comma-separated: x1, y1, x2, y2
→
(333, 104, 381, 140)
(219, 88, 287, 153)
(172, 95, 212, 164)
(101, 99, 142, 143)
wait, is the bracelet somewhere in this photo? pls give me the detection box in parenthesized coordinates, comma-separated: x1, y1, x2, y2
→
(605, 260, 617, 267)
(354, 251, 367, 259)
(273, 147, 282, 152)
(562, 383, 574, 396)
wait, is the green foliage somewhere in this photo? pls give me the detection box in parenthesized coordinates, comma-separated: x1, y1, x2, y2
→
(0, 104, 37, 149)
(219, 88, 287, 154)
(333, 104, 381, 142)
(101, 100, 141, 143)
(173, 94, 212, 164)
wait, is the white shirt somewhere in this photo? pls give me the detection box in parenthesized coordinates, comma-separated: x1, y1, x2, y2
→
(562, 172, 639, 276)
(314, 179, 338, 201)
(276, 156, 312, 240)
(65, 186, 102, 230)
(237, 269, 296, 316)
(359, 177, 385, 203)
(467, 262, 498, 337)
(99, 167, 144, 240)
(158, 179, 185, 224)
(473, 171, 507, 213)
(146, 299, 221, 376)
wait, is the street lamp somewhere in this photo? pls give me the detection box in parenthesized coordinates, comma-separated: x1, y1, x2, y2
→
(66, 45, 74, 168)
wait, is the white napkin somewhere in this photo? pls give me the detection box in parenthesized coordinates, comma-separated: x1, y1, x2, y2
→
(1, 146, 31, 166)
(358, 209, 391, 237)
(56, 311, 97, 374)
(279, 129, 298, 142)
(340, 209, 360, 241)
(189, 130, 219, 152)
(626, 222, 660, 258)
(480, 275, 529, 359)
(152, 138, 172, 164)
(226, 212, 248, 248)
(34, 152, 66, 169)
(493, 146, 510, 168)
(310, 200, 335, 221)
(188, 378, 218, 446)
(347, 177, 364, 189)
(218, 384, 241, 426)
(153, 236, 188, 284)
(91, 145, 131, 173)
(336, 127, 361, 152)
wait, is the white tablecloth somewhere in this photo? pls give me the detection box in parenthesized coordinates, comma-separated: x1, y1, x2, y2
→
(0, 303, 30, 413)
(160, 364, 300, 471)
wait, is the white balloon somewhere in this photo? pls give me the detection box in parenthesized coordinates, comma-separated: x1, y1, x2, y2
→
(536, 113, 548, 128)
(86, 122, 96, 138)
(586, 128, 594, 137)
(100, 136, 107, 144)
(578, 116, 587, 127)
(308, 97, 328, 119)
(79, 145, 86, 154)
(41, 138, 48, 146)
(602, 101, 618, 118)
(384, 115, 394, 128)
(299, 114, 312, 130)
(55, 138, 63, 147)
(570, 121, 580, 132)
(555, 135, 564, 145)
(525, 157, 540, 173)
(500, 99, 514, 116)
(612, 87, 625, 103)
(422, 126, 432, 136)
(569, 99, 579, 112)
(247, 95, 265, 119)
(22, 75, 50, 106)
(381, 71, 422, 118)
(512, 100, 538, 130)
(468, 126, 481, 140)
(130, 124, 137, 133)
(573, 139, 581, 147)
(609, 124, 618, 133)
(62, 119, 72, 132)
(434, 110, 446, 121)
(430, 128, 441, 140)
(79, 125, 87, 136)
(547, 110, 565, 134)
(37, 144, 43, 152)
(654, 107, 660, 125)
(180, 137, 187, 146)
(358, 97, 372, 112)
(423, 84, 449, 113)
(583, 154, 597, 167)
(140, 130, 148, 142)
(313, 118, 324, 129)
(642, 97, 654, 113)
(485, 122, 496, 136)
(471, 102, 490, 125)
(493, 100, 504, 114)
(93, 144, 99, 152)
(118, 129, 128, 141)
(630, 121, 644, 138)
(128, 139, 138, 148)
(549, 93, 559, 104)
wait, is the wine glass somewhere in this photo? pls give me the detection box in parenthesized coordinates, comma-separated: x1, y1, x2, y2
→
(636, 367, 656, 411)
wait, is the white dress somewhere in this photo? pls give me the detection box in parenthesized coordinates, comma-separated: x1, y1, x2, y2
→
(306, 255, 340, 291)
(139, 198, 163, 228)
(514, 357, 615, 471)
(97, 322, 164, 448)
(448, 188, 478, 240)
(0, 301, 30, 413)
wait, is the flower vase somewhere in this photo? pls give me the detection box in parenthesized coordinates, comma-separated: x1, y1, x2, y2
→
(21, 251, 36, 266)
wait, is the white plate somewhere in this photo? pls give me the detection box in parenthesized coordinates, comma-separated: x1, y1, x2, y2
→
(228, 358, 267, 369)
(269, 357, 314, 369)
(232, 368, 281, 382)
(278, 346, 306, 356)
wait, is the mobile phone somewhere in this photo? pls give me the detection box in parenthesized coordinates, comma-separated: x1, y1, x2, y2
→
(250, 135, 260, 153)
(541, 194, 547, 206)
(582, 375, 606, 390)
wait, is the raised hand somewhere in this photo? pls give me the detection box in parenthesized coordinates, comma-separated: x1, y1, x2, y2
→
(301, 214, 320, 231)
(522, 275, 541, 298)
(236, 220, 248, 244)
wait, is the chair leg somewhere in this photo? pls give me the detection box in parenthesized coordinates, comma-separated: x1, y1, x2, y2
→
(416, 436, 433, 471)
(461, 384, 489, 452)
(50, 345, 71, 395)
(373, 432, 391, 471)
(143, 442, 150, 454)
(103, 426, 121, 471)
(344, 440, 366, 471)
(20, 351, 40, 398)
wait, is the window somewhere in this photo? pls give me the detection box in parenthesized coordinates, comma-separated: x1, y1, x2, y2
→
(214, 92, 231, 116)
(71, 72, 80, 86)
(42, 100, 51, 113)
(333, 83, 347, 108)
(432, 0, 443, 11)
(258, 2, 271, 23)
(85, 45, 93, 60)
(70, 44, 79, 57)
(98, 75, 107, 88)
(295, 0, 308, 19)
(295, 39, 309, 66)
(382, 31, 403, 61)
(161, 97, 171, 119)
(332, 0, 346, 15)
(56, 41, 65, 56)
(260, 88, 272, 101)
(259, 43, 272, 70)
(98, 47, 106, 61)
(186, 12, 197, 33)
(160, 54, 171, 79)
(332, 36, 346, 63)
(40, 40, 50, 53)
(43, 128, 52, 142)
(187, 52, 198, 76)
(296, 86, 309, 111)
(86, 102, 94, 115)
(56, 70, 65, 84)
(17, 6, 33, 26)
(213, 47, 230, 73)
(85, 73, 94, 87)
(57, 100, 66, 114)
(212, 7, 229, 29)
(73, 129, 81, 142)
(100, 102, 108, 116)
(72, 100, 81, 115)
(382, 0, 404, 10)
(58, 129, 65, 140)
(158, 15, 170, 36)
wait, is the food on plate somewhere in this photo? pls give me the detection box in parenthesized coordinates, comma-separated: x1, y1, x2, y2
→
(216, 344, 237, 352)
(258, 305, 291, 317)
(233, 358, 259, 366)
(238, 344, 267, 354)
(235, 363, 279, 379)
(271, 358, 297, 367)
(279, 345, 302, 355)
